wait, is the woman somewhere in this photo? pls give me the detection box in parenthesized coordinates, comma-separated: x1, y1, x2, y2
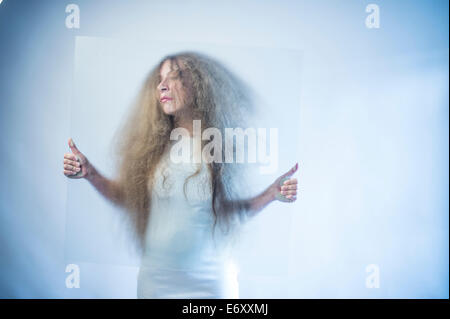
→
(62, 52, 299, 298)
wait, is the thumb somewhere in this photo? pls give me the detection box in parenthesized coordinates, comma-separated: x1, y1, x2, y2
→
(68, 138, 81, 155)
(281, 162, 298, 179)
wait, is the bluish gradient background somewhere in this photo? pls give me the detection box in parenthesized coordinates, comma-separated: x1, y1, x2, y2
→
(0, 0, 448, 298)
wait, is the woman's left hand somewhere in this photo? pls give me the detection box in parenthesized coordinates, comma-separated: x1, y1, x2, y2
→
(271, 163, 299, 203)
(244, 163, 299, 217)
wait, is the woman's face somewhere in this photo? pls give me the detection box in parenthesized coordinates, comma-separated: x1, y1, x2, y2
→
(157, 59, 193, 116)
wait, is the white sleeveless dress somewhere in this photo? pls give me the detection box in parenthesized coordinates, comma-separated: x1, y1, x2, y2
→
(137, 139, 241, 299)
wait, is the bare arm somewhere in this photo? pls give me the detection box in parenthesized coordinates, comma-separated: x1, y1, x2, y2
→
(85, 166, 125, 208)
(245, 184, 278, 219)
(225, 163, 299, 220)
(63, 138, 125, 208)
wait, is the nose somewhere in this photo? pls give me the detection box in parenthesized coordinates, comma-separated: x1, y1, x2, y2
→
(157, 80, 168, 92)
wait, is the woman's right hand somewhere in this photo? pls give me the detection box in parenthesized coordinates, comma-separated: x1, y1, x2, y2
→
(63, 138, 91, 179)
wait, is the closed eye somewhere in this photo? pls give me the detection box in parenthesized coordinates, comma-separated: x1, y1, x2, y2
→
(169, 70, 181, 79)
(158, 69, 181, 85)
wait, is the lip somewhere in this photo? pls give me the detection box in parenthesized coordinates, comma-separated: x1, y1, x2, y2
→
(160, 97, 173, 103)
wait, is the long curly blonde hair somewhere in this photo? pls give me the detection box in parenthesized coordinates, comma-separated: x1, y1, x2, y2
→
(112, 51, 256, 253)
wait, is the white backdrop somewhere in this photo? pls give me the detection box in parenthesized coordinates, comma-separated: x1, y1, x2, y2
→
(0, 0, 448, 298)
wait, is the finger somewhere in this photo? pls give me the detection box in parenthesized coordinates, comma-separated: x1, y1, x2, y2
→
(64, 153, 78, 161)
(64, 164, 81, 172)
(281, 185, 297, 191)
(281, 162, 298, 179)
(281, 183, 298, 190)
(68, 138, 81, 155)
(283, 178, 298, 185)
(281, 190, 297, 196)
(64, 158, 80, 166)
(64, 164, 74, 170)
(64, 159, 80, 167)
(63, 169, 77, 176)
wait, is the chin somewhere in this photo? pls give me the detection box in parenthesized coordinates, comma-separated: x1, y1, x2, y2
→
(162, 110, 174, 116)
(162, 105, 177, 115)
(163, 104, 187, 116)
